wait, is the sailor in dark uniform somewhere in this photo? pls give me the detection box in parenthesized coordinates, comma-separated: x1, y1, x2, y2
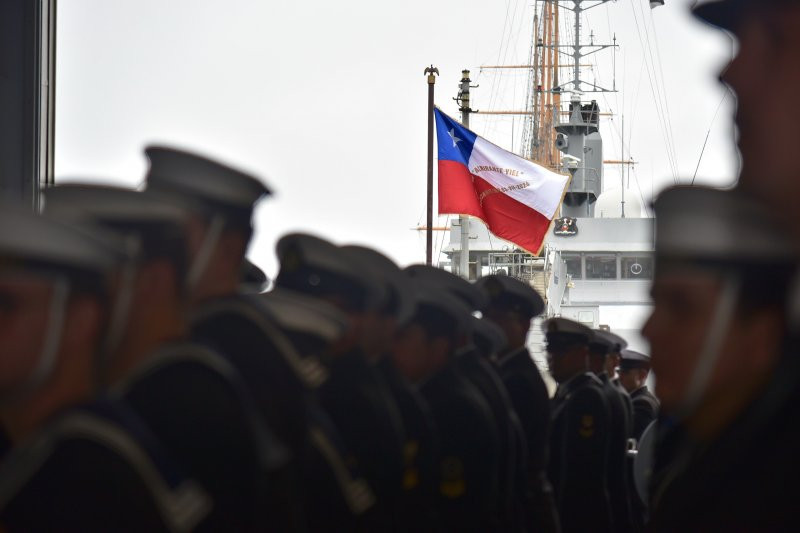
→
(616, 349, 656, 531)
(476, 274, 560, 533)
(340, 246, 441, 531)
(588, 330, 635, 533)
(0, 206, 208, 532)
(145, 146, 309, 450)
(44, 184, 291, 532)
(603, 333, 626, 384)
(392, 279, 499, 532)
(618, 350, 658, 441)
(545, 317, 612, 533)
(144, 146, 332, 513)
(469, 316, 533, 533)
(274, 233, 407, 530)
(407, 265, 515, 530)
(259, 288, 377, 530)
(643, 186, 800, 531)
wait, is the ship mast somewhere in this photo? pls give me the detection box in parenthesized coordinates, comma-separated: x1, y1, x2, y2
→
(546, 0, 617, 218)
(456, 71, 475, 280)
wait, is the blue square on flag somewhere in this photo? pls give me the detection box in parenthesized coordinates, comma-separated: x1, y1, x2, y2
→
(434, 108, 476, 165)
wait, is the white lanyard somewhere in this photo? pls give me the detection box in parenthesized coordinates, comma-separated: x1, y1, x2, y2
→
(678, 274, 741, 418)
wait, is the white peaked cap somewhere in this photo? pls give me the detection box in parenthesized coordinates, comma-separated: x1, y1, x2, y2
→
(0, 203, 128, 275)
(340, 245, 415, 325)
(653, 186, 796, 264)
(43, 184, 188, 226)
(541, 317, 593, 340)
(145, 145, 271, 209)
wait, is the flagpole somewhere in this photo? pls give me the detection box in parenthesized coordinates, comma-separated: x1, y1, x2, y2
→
(425, 65, 439, 266)
(458, 70, 472, 280)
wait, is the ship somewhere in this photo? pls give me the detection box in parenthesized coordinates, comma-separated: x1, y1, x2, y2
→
(436, 0, 654, 375)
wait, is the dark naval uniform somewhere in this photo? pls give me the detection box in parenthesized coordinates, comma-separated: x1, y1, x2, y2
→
(378, 357, 440, 531)
(316, 349, 407, 529)
(455, 346, 518, 529)
(114, 341, 290, 532)
(598, 372, 635, 533)
(643, 185, 800, 530)
(273, 233, 409, 528)
(193, 299, 380, 532)
(648, 355, 800, 531)
(497, 347, 560, 532)
(421, 364, 500, 532)
(475, 273, 559, 532)
(258, 288, 379, 531)
(302, 406, 377, 532)
(0, 402, 210, 533)
(550, 373, 613, 533)
(630, 387, 659, 441)
(191, 294, 319, 453)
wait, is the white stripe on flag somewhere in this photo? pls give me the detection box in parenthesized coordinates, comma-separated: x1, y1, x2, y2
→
(467, 137, 569, 219)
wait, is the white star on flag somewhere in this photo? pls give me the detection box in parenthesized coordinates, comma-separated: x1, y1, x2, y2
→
(448, 128, 461, 148)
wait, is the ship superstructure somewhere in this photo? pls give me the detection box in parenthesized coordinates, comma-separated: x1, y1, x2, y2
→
(438, 0, 653, 370)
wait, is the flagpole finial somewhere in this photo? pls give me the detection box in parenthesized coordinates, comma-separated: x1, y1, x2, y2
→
(425, 65, 439, 265)
(425, 65, 439, 84)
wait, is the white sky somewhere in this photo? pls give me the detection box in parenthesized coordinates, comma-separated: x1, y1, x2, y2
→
(55, 0, 737, 277)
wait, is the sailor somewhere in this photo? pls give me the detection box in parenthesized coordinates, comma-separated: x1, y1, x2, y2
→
(476, 273, 560, 533)
(143, 146, 314, 467)
(340, 246, 440, 531)
(602, 333, 635, 440)
(43, 184, 293, 531)
(274, 233, 406, 530)
(604, 332, 626, 384)
(258, 288, 377, 530)
(392, 278, 499, 532)
(0, 205, 208, 532)
(643, 186, 800, 530)
(691, 0, 800, 242)
(545, 317, 613, 533)
(618, 350, 658, 441)
(588, 329, 635, 533)
(406, 265, 513, 530)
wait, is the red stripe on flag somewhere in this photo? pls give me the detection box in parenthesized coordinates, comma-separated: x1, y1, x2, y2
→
(438, 161, 552, 254)
(437, 160, 482, 218)
(472, 175, 552, 254)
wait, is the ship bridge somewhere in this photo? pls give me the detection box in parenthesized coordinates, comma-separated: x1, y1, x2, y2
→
(440, 214, 654, 377)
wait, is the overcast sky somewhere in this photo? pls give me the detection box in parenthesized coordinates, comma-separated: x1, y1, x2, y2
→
(55, 0, 736, 277)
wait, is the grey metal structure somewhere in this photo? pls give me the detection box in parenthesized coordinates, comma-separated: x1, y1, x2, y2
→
(0, 0, 57, 209)
(547, 0, 617, 218)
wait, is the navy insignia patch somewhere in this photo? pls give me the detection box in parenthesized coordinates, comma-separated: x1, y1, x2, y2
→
(579, 414, 595, 438)
(553, 217, 578, 236)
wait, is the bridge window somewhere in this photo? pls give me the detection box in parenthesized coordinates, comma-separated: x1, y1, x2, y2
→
(585, 255, 617, 280)
(563, 254, 582, 280)
(621, 256, 653, 280)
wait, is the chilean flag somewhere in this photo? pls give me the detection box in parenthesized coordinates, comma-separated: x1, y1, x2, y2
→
(435, 108, 570, 255)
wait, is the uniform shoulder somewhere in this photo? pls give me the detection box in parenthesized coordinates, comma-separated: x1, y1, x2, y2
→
(633, 389, 660, 410)
(0, 410, 209, 532)
(119, 342, 241, 391)
(568, 375, 608, 405)
(191, 294, 274, 335)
